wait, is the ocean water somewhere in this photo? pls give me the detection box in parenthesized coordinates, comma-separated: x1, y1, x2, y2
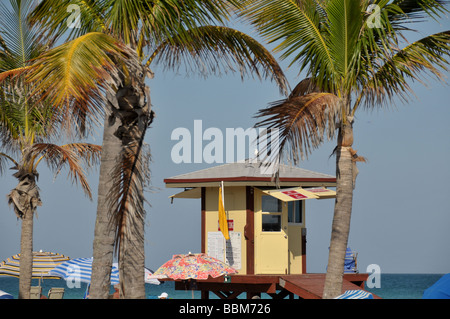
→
(0, 273, 445, 299)
(0, 277, 200, 299)
(365, 273, 445, 299)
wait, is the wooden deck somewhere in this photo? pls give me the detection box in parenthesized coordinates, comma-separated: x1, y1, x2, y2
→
(278, 274, 380, 299)
(169, 273, 380, 299)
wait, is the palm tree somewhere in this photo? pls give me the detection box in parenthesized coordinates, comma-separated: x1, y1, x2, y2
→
(241, 0, 449, 298)
(0, 0, 101, 299)
(27, 0, 289, 298)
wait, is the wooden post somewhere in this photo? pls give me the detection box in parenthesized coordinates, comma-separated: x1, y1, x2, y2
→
(201, 187, 206, 253)
(245, 186, 255, 275)
(302, 227, 307, 273)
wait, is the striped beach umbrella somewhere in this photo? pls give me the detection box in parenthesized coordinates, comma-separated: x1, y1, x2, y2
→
(0, 251, 70, 279)
(111, 263, 161, 285)
(49, 258, 160, 285)
(0, 290, 13, 299)
(48, 257, 120, 285)
(334, 290, 374, 299)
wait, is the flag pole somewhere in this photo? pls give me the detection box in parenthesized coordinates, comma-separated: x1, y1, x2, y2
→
(219, 180, 229, 240)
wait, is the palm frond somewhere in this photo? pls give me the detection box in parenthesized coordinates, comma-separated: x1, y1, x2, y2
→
(139, 0, 241, 45)
(1, 70, 64, 152)
(26, 32, 138, 136)
(359, 30, 450, 109)
(255, 92, 340, 165)
(0, 0, 64, 156)
(0, 30, 9, 54)
(0, 98, 26, 145)
(0, 152, 18, 176)
(0, 0, 43, 68)
(390, 0, 449, 23)
(107, 141, 151, 257)
(105, 0, 146, 46)
(149, 25, 289, 95)
(240, 0, 336, 91)
(29, 0, 106, 41)
(0, 67, 32, 82)
(26, 143, 101, 199)
(61, 142, 102, 170)
(289, 77, 322, 98)
(325, 0, 364, 88)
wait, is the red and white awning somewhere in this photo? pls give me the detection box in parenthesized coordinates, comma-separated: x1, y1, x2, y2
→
(262, 187, 336, 201)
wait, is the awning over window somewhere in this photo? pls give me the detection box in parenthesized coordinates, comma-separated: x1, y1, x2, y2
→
(169, 186, 336, 202)
(262, 187, 336, 201)
(305, 187, 336, 199)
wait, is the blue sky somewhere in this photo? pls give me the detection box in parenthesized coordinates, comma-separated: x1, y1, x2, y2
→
(1, 12, 449, 276)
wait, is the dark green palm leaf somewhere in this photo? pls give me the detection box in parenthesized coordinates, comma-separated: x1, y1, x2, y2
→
(255, 92, 340, 163)
(29, 0, 106, 41)
(390, 0, 448, 22)
(150, 25, 289, 94)
(358, 31, 450, 110)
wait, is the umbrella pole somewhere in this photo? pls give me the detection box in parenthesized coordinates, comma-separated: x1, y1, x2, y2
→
(183, 280, 195, 299)
(189, 279, 197, 299)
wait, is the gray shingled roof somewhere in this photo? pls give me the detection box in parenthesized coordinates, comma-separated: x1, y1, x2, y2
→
(164, 161, 335, 183)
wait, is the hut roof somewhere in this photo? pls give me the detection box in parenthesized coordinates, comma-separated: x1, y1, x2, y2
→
(164, 161, 336, 187)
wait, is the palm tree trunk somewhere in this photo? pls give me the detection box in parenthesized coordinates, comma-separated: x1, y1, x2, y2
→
(91, 67, 151, 298)
(119, 209, 145, 299)
(19, 209, 33, 299)
(90, 95, 123, 299)
(322, 119, 354, 299)
(7, 171, 41, 299)
(116, 76, 150, 299)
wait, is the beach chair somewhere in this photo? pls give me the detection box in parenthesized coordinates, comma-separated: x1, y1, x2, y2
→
(47, 287, 65, 299)
(344, 248, 358, 273)
(30, 286, 42, 299)
(326, 247, 359, 273)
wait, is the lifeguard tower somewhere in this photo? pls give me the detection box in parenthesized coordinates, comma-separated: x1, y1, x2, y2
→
(164, 161, 373, 299)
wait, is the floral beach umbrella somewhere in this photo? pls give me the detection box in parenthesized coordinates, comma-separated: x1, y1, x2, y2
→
(151, 253, 237, 280)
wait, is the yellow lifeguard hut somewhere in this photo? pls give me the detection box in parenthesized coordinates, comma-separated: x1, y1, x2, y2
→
(164, 161, 337, 276)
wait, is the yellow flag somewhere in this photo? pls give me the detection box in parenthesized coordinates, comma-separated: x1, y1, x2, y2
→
(218, 181, 229, 240)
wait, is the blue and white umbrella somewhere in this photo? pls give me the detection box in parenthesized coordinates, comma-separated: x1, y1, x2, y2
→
(423, 273, 450, 299)
(49, 257, 119, 285)
(49, 258, 160, 285)
(334, 290, 374, 299)
(0, 290, 13, 299)
(112, 263, 161, 285)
